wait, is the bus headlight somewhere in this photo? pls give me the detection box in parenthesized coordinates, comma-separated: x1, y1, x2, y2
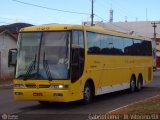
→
(50, 84, 69, 89)
(14, 84, 25, 88)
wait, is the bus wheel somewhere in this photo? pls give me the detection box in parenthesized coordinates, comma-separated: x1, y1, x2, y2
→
(38, 101, 50, 105)
(130, 76, 136, 93)
(137, 76, 143, 91)
(83, 82, 93, 104)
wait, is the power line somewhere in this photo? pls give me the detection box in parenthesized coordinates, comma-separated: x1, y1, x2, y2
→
(12, 0, 128, 30)
(12, 0, 136, 33)
(95, 14, 106, 21)
(12, 0, 90, 15)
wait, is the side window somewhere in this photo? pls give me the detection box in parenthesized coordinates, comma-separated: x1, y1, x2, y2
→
(124, 38, 134, 55)
(71, 31, 85, 83)
(103, 36, 124, 55)
(133, 39, 142, 55)
(101, 35, 124, 55)
(100, 34, 108, 54)
(132, 39, 152, 56)
(104, 35, 114, 55)
(147, 41, 152, 56)
(112, 36, 124, 55)
(142, 41, 152, 56)
(87, 32, 101, 54)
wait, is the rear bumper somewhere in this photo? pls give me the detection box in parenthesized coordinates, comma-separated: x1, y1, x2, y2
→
(13, 88, 76, 102)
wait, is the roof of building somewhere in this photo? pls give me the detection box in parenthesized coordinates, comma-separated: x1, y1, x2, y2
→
(0, 30, 17, 41)
(94, 21, 160, 38)
(0, 23, 33, 33)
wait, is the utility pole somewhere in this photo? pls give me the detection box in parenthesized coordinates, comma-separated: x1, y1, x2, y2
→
(91, 0, 94, 26)
(151, 22, 160, 70)
(151, 22, 160, 40)
(152, 22, 157, 39)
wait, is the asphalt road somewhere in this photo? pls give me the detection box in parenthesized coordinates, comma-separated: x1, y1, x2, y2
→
(0, 71, 160, 120)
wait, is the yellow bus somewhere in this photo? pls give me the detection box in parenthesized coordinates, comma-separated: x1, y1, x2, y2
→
(9, 24, 153, 104)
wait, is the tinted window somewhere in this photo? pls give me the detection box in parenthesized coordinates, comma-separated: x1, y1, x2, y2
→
(142, 41, 152, 56)
(87, 32, 101, 54)
(111, 36, 124, 55)
(87, 31, 152, 56)
(100, 35, 106, 50)
(71, 31, 85, 83)
(132, 39, 142, 55)
(124, 38, 133, 55)
(100, 35, 112, 54)
(101, 35, 110, 54)
(132, 39, 152, 56)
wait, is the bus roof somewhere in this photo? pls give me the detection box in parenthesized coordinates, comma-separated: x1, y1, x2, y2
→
(20, 24, 151, 41)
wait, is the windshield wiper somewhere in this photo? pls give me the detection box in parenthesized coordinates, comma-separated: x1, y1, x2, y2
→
(43, 52, 52, 81)
(23, 54, 37, 80)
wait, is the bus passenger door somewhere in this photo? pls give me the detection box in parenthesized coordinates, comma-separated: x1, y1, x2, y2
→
(71, 31, 85, 97)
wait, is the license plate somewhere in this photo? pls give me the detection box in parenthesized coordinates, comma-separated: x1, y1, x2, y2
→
(33, 93, 43, 96)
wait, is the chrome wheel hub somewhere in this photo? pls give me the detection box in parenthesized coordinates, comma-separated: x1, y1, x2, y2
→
(131, 80, 135, 91)
(84, 87, 90, 101)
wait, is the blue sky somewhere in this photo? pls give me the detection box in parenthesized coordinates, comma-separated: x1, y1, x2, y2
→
(0, 0, 160, 25)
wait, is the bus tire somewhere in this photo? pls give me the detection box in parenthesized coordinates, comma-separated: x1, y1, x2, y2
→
(130, 76, 136, 93)
(83, 82, 94, 104)
(137, 75, 143, 91)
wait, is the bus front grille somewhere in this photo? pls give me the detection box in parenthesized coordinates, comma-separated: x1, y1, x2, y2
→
(25, 84, 50, 88)
(25, 84, 36, 88)
(39, 85, 50, 88)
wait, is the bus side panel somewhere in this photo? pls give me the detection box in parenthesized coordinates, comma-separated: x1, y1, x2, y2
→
(133, 56, 153, 85)
(85, 55, 104, 93)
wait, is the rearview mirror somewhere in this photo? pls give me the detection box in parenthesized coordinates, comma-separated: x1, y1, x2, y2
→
(8, 48, 17, 67)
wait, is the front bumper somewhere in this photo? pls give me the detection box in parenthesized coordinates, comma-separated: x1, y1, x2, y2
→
(14, 88, 75, 102)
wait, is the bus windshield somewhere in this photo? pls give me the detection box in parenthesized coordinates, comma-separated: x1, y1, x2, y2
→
(16, 31, 70, 80)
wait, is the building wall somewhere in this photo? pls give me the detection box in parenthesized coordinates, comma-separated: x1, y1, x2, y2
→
(157, 43, 160, 51)
(0, 33, 17, 81)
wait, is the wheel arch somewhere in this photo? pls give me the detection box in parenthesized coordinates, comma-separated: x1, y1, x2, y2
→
(85, 78, 95, 96)
(131, 74, 136, 82)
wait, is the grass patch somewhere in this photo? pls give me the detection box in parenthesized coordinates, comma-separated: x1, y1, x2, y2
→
(110, 96, 160, 114)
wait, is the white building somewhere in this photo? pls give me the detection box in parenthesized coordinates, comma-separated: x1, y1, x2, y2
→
(0, 30, 17, 81)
